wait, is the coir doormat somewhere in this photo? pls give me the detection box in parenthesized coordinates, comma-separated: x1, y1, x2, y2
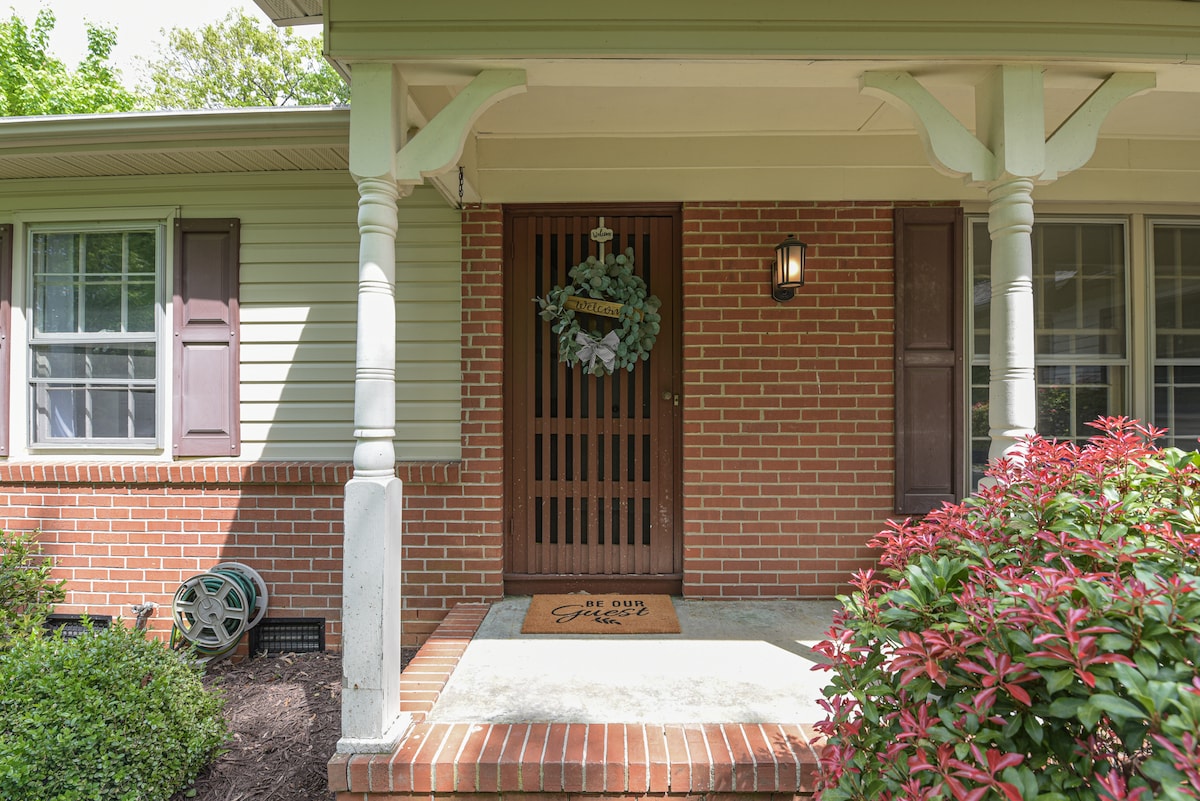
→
(521, 594, 681, 634)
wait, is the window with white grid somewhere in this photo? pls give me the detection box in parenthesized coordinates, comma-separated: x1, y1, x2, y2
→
(968, 219, 1128, 485)
(1151, 221, 1200, 451)
(28, 226, 162, 446)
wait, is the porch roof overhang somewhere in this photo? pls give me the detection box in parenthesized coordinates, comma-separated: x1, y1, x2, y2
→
(16, 0, 1200, 206)
(257, 1, 1200, 205)
(254, 0, 1200, 61)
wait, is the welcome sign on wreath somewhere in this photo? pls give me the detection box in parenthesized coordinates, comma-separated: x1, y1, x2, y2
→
(533, 218, 662, 375)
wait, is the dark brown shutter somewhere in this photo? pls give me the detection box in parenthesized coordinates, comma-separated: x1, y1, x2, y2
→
(894, 206, 963, 514)
(0, 224, 11, 456)
(174, 219, 240, 457)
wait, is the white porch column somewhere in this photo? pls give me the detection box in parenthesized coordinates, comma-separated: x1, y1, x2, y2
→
(338, 65, 527, 754)
(976, 67, 1042, 460)
(862, 67, 1153, 463)
(985, 178, 1037, 459)
(340, 63, 410, 753)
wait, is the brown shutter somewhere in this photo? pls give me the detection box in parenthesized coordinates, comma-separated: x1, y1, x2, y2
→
(174, 219, 240, 457)
(894, 206, 963, 514)
(0, 224, 11, 456)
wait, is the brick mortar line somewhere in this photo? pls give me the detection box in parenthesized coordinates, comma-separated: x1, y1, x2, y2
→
(0, 460, 461, 486)
(401, 604, 491, 723)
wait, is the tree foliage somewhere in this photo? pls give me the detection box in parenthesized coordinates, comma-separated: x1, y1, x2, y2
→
(139, 9, 348, 110)
(0, 9, 135, 116)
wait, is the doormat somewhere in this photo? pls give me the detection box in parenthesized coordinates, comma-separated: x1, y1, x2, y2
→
(521, 594, 681, 634)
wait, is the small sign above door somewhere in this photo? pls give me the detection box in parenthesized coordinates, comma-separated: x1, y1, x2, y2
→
(590, 218, 614, 244)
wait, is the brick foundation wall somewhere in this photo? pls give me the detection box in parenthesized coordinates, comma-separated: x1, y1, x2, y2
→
(680, 201, 898, 597)
(0, 461, 465, 651)
(0, 462, 350, 648)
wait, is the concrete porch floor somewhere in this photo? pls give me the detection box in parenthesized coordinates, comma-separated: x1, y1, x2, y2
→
(330, 597, 838, 800)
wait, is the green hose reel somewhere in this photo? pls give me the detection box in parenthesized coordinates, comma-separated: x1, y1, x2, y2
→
(171, 562, 268, 659)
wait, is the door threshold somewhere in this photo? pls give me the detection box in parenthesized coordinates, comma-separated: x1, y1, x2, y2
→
(504, 573, 682, 596)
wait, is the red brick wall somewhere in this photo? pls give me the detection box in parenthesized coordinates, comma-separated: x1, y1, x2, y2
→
(0, 209, 509, 652)
(0, 462, 350, 648)
(400, 206, 507, 646)
(0, 460, 475, 651)
(0, 201, 912, 650)
(680, 202, 897, 597)
(449, 201, 903, 603)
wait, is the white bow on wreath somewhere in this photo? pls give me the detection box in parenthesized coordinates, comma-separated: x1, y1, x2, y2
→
(575, 331, 620, 372)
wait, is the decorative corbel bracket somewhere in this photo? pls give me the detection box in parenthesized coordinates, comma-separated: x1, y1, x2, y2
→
(861, 70, 995, 182)
(862, 67, 1156, 187)
(395, 69, 527, 185)
(1042, 72, 1156, 181)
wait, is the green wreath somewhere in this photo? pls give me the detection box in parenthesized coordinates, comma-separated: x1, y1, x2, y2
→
(534, 247, 662, 375)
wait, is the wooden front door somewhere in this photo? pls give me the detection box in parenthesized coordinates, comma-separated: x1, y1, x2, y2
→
(504, 205, 682, 594)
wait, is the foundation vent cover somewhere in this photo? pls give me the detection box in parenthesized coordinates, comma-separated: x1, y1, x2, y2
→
(248, 617, 325, 654)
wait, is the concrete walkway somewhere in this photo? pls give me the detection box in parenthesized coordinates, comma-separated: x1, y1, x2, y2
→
(426, 597, 839, 724)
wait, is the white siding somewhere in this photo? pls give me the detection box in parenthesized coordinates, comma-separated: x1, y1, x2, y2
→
(0, 172, 462, 462)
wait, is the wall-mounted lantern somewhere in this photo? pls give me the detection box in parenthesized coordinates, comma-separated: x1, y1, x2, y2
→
(772, 235, 808, 302)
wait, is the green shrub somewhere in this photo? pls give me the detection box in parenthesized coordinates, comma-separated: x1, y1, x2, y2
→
(0, 529, 66, 644)
(814, 417, 1200, 801)
(0, 622, 227, 801)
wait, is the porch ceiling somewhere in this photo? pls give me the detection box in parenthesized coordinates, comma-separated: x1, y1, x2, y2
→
(397, 57, 1200, 203)
(409, 58, 1199, 139)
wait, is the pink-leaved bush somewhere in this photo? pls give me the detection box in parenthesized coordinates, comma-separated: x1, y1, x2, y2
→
(813, 418, 1200, 801)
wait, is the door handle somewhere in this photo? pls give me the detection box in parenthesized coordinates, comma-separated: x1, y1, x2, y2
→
(661, 391, 680, 406)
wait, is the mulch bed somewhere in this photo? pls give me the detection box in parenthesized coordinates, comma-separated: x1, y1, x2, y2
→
(175, 648, 417, 801)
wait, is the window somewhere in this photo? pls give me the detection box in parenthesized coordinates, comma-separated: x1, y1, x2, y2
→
(1151, 221, 1200, 449)
(28, 226, 163, 447)
(968, 216, 1200, 486)
(6, 217, 240, 457)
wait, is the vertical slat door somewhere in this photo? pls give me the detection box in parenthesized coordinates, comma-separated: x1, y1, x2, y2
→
(505, 206, 681, 594)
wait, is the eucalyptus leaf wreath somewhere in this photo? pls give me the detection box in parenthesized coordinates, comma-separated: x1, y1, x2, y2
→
(533, 247, 662, 375)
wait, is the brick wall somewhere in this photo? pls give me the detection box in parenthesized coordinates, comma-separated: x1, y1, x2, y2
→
(680, 201, 897, 597)
(0, 201, 912, 650)
(399, 206, 507, 646)
(0, 209, 508, 652)
(0, 460, 478, 651)
(0, 462, 350, 648)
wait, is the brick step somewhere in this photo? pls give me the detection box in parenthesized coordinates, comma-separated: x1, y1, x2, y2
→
(329, 605, 822, 799)
(331, 720, 819, 797)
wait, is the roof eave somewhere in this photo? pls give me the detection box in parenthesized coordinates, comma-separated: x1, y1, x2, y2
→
(0, 107, 350, 155)
(251, 0, 324, 27)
